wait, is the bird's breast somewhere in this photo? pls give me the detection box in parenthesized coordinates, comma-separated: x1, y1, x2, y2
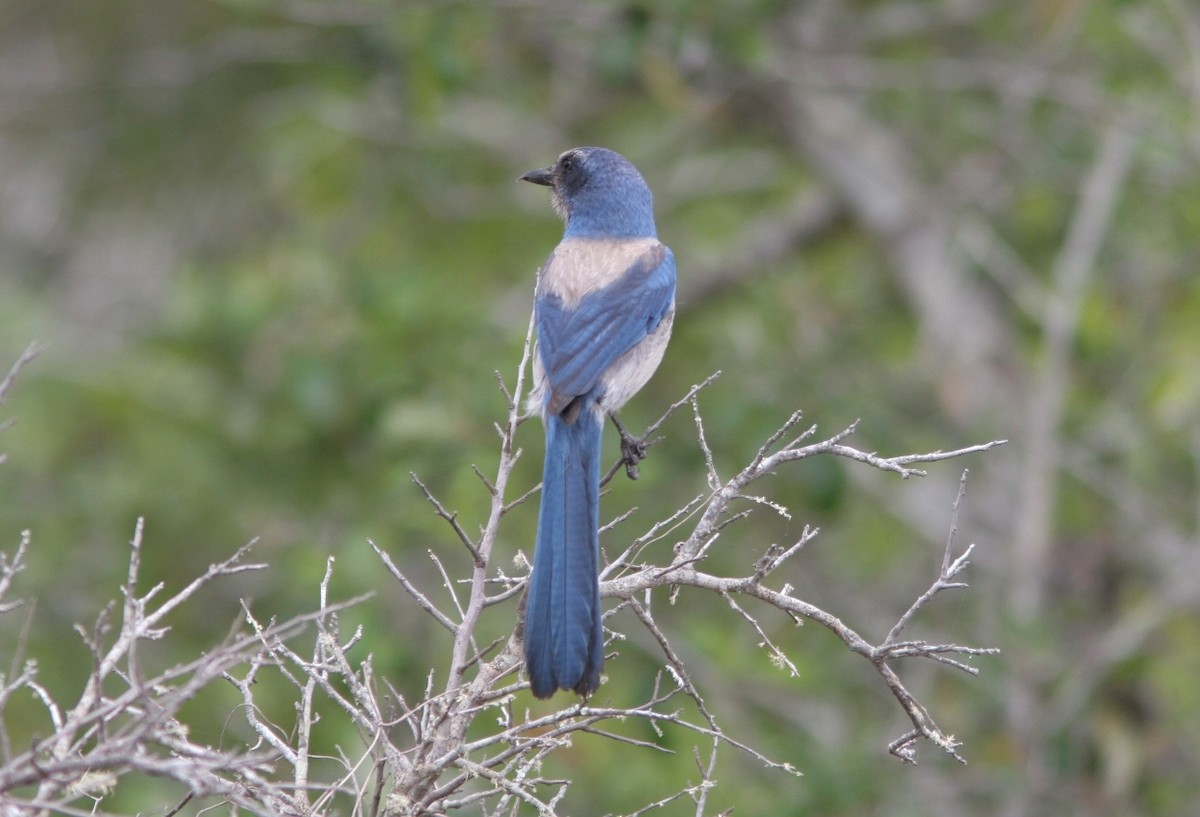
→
(538, 236, 663, 309)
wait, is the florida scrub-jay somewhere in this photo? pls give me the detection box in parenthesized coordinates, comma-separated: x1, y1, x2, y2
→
(519, 147, 676, 698)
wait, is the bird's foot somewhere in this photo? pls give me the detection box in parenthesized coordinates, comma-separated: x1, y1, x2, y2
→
(611, 413, 651, 480)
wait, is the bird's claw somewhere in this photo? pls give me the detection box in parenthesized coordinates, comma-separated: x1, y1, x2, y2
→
(619, 433, 648, 480)
(611, 413, 653, 480)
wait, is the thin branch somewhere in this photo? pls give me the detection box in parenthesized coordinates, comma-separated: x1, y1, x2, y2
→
(370, 540, 459, 634)
(411, 473, 482, 565)
(0, 342, 42, 406)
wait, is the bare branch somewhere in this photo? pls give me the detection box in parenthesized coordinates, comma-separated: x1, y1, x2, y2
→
(411, 472, 482, 565)
(370, 539, 459, 634)
(0, 343, 42, 407)
(2, 349, 999, 815)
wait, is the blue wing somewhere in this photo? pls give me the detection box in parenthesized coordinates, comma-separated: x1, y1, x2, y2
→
(536, 244, 676, 416)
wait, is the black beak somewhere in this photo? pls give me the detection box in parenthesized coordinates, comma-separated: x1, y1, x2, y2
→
(519, 165, 555, 187)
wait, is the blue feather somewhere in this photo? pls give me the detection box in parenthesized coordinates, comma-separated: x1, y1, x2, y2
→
(537, 248, 675, 410)
(525, 404, 604, 698)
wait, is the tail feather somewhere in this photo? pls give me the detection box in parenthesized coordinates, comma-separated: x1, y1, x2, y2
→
(525, 406, 604, 698)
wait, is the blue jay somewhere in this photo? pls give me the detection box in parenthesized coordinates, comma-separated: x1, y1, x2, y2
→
(519, 147, 676, 698)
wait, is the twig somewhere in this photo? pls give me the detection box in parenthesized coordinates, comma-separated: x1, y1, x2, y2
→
(370, 540, 459, 634)
(411, 473, 482, 566)
(0, 343, 41, 406)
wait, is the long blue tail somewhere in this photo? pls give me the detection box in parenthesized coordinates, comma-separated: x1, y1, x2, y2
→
(525, 404, 604, 698)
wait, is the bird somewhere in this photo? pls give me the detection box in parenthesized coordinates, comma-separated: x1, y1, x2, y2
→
(519, 147, 676, 698)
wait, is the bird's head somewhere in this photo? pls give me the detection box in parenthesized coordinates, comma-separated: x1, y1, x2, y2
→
(520, 147, 657, 239)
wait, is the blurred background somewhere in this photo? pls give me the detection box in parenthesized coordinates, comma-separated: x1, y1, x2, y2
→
(1, 0, 1198, 815)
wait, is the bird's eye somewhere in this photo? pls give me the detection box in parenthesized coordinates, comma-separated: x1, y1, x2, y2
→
(560, 155, 574, 171)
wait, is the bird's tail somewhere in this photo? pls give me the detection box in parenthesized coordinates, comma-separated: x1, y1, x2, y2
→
(525, 403, 604, 698)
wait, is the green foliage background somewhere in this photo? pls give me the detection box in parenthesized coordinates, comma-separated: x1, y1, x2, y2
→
(2, 0, 1199, 814)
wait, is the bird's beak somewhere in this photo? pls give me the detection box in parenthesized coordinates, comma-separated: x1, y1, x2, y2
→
(519, 165, 555, 187)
